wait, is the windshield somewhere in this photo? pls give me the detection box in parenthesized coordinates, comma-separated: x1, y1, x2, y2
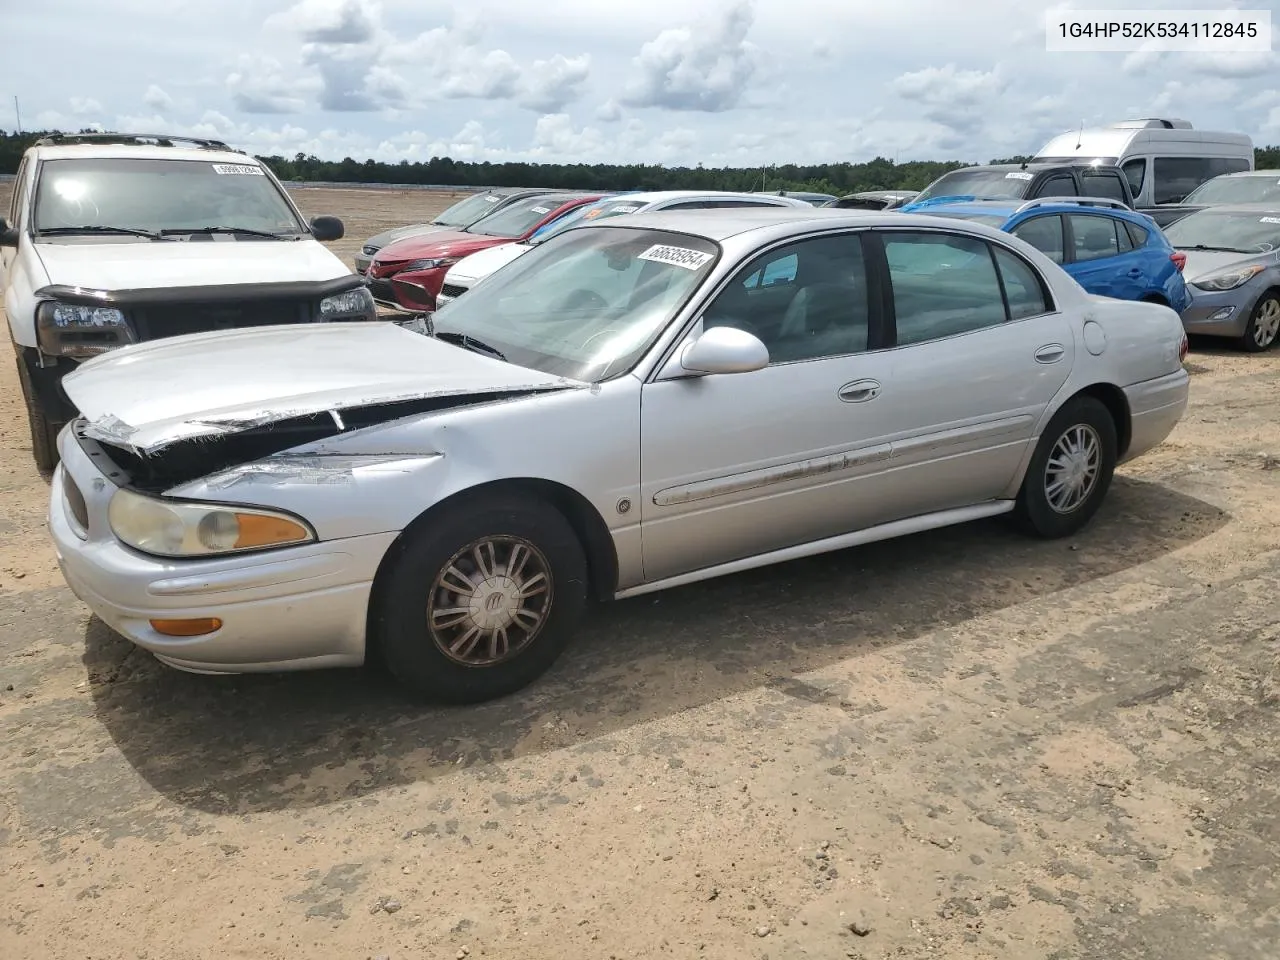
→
(466, 195, 571, 239)
(433, 191, 510, 227)
(1184, 176, 1280, 205)
(430, 226, 719, 381)
(1164, 210, 1280, 253)
(531, 198, 649, 243)
(32, 158, 305, 236)
(915, 169, 1035, 202)
(918, 211, 1009, 227)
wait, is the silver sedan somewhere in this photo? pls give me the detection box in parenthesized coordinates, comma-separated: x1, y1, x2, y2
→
(49, 208, 1191, 703)
(1165, 204, 1280, 351)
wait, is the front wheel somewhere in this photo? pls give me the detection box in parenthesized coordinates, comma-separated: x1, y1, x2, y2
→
(1239, 293, 1280, 353)
(1013, 395, 1118, 539)
(375, 494, 589, 703)
(15, 356, 64, 474)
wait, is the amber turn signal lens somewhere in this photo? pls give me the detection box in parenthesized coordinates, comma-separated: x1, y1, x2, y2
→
(232, 513, 311, 549)
(149, 617, 223, 637)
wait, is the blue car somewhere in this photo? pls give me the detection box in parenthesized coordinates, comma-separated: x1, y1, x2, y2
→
(903, 197, 1190, 313)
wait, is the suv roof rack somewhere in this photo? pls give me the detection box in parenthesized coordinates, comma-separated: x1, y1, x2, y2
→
(1015, 196, 1132, 214)
(33, 132, 237, 151)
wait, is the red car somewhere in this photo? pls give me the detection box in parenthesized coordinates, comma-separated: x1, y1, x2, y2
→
(368, 192, 606, 311)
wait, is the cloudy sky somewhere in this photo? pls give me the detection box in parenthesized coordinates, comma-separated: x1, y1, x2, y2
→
(5, 0, 1279, 168)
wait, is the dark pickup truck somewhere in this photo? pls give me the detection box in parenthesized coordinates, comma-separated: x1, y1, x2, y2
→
(903, 162, 1201, 227)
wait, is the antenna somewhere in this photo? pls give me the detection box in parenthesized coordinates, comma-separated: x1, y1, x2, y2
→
(1074, 118, 1084, 151)
(14, 96, 20, 135)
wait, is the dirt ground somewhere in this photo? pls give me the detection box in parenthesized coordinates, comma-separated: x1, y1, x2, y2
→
(1, 183, 1279, 960)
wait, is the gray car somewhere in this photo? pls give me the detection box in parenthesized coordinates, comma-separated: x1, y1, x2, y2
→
(49, 208, 1189, 703)
(1165, 204, 1280, 351)
(353, 187, 562, 274)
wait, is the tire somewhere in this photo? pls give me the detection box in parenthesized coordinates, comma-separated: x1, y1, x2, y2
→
(1013, 395, 1118, 539)
(1238, 292, 1280, 353)
(15, 356, 64, 474)
(375, 494, 589, 703)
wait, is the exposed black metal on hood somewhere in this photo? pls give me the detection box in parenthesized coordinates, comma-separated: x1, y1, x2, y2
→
(77, 389, 547, 493)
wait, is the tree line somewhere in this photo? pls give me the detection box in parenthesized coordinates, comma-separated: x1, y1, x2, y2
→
(3, 128, 1279, 197)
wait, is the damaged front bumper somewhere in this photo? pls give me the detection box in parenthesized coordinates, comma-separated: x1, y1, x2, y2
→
(49, 426, 397, 674)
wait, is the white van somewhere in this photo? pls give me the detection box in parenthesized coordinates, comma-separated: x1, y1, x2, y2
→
(1035, 118, 1253, 207)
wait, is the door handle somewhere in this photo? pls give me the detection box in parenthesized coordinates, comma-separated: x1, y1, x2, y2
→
(838, 379, 881, 403)
(1034, 343, 1065, 363)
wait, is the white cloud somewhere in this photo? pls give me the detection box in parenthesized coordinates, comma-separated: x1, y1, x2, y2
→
(226, 54, 316, 114)
(595, 99, 623, 122)
(143, 85, 173, 110)
(69, 97, 103, 116)
(518, 54, 592, 112)
(889, 63, 1006, 135)
(622, 0, 761, 112)
(268, 0, 378, 44)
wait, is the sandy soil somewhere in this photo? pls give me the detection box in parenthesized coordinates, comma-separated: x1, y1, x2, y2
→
(1, 183, 1279, 960)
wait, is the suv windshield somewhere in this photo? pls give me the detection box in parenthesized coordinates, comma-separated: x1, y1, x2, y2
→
(430, 226, 719, 381)
(1164, 210, 1280, 253)
(32, 158, 305, 236)
(1184, 176, 1280, 205)
(433, 191, 512, 227)
(916, 169, 1036, 202)
(466, 195, 575, 239)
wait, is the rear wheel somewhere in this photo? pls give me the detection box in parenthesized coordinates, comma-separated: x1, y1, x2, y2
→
(15, 356, 64, 473)
(375, 494, 589, 703)
(1013, 395, 1118, 539)
(1239, 293, 1280, 352)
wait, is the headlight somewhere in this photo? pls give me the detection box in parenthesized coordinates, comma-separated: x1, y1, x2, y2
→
(318, 286, 376, 320)
(1191, 265, 1264, 291)
(108, 488, 315, 558)
(35, 300, 136, 357)
(398, 257, 460, 272)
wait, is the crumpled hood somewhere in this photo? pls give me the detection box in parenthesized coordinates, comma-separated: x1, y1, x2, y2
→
(447, 242, 533, 285)
(34, 239, 350, 291)
(1177, 249, 1271, 283)
(62, 322, 583, 454)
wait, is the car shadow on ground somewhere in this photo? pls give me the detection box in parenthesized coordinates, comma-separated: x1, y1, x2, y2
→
(83, 475, 1227, 815)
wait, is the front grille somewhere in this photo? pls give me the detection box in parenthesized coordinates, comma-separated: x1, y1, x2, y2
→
(128, 298, 314, 340)
(63, 475, 89, 535)
(368, 278, 397, 305)
(440, 283, 469, 299)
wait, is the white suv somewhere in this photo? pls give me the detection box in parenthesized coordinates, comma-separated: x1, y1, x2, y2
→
(0, 133, 375, 470)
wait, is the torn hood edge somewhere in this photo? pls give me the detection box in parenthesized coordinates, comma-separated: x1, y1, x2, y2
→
(77, 381, 586, 457)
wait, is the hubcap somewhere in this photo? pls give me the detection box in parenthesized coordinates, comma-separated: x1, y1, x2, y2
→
(1044, 424, 1101, 514)
(427, 537, 553, 667)
(1254, 298, 1280, 347)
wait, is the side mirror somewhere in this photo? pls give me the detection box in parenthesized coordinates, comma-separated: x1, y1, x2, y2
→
(310, 215, 345, 242)
(0, 217, 17, 247)
(680, 325, 769, 375)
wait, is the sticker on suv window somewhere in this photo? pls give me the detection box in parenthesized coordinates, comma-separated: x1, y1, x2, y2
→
(1261, 217, 1280, 224)
(211, 163, 265, 175)
(609, 204, 641, 213)
(638, 243, 714, 270)
(531, 206, 551, 214)
(1005, 172, 1034, 180)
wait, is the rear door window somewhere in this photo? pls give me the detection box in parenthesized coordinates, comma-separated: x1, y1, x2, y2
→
(1081, 171, 1128, 203)
(1039, 175, 1078, 197)
(1068, 214, 1122, 262)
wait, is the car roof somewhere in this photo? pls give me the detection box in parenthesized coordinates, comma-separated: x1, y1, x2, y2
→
(579, 206, 986, 242)
(1205, 170, 1280, 179)
(1175, 202, 1280, 216)
(30, 142, 256, 164)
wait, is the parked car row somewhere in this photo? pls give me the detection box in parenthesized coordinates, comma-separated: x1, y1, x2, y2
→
(0, 124, 1258, 706)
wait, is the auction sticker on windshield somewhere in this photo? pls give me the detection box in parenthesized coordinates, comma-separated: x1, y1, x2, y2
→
(638, 244, 714, 270)
(1261, 217, 1280, 224)
(1006, 172, 1034, 180)
(211, 164, 265, 175)
(531, 206, 551, 214)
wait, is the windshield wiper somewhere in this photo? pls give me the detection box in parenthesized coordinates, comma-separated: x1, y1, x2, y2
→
(433, 330, 507, 362)
(37, 225, 170, 240)
(1186, 244, 1252, 253)
(160, 225, 291, 239)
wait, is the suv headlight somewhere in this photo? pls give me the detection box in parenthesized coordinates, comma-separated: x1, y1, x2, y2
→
(318, 286, 376, 321)
(1191, 265, 1264, 291)
(399, 257, 460, 273)
(36, 301, 136, 357)
(108, 488, 315, 558)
